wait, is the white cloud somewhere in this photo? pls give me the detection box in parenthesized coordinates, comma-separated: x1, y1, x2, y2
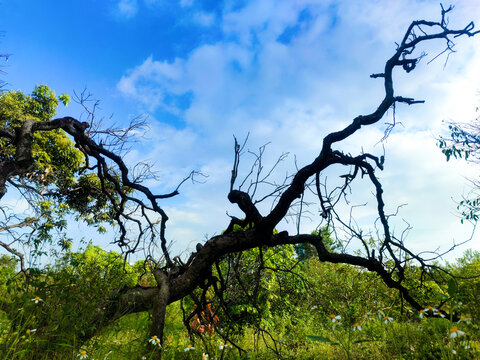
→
(117, 56, 186, 112)
(116, 0, 138, 19)
(192, 12, 215, 27)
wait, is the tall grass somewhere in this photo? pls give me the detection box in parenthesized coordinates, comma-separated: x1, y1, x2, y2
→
(0, 249, 479, 359)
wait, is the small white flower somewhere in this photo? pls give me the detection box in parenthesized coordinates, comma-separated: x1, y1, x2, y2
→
(103, 351, 112, 360)
(26, 329, 37, 334)
(31, 296, 43, 304)
(383, 316, 393, 324)
(149, 335, 161, 347)
(410, 346, 415, 352)
(328, 314, 341, 323)
(424, 306, 438, 315)
(184, 345, 195, 351)
(219, 341, 232, 350)
(202, 353, 209, 360)
(419, 309, 426, 319)
(449, 326, 465, 339)
(113, 339, 121, 345)
(352, 323, 361, 331)
(458, 315, 472, 324)
(77, 350, 88, 359)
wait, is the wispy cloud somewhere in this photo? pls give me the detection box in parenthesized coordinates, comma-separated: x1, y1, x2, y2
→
(180, 0, 194, 7)
(192, 11, 215, 27)
(117, 56, 187, 113)
(116, 0, 138, 19)
(116, 0, 200, 19)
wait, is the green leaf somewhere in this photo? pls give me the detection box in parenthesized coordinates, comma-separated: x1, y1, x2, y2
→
(13, 350, 29, 355)
(434, 291, 449, 300)
(58, 93, 70, 106)
(306, 335, 339, 345)
(353, 339, 375, 344)
(448, 278, 457, 297)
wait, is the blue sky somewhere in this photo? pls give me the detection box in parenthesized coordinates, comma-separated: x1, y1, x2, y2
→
(2, 0, 480, 261)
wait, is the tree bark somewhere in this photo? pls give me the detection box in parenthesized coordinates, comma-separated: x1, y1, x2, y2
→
(150, 270, 169, 359)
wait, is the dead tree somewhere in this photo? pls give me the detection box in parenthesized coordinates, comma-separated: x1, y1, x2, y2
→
(1, 5, 478, 358)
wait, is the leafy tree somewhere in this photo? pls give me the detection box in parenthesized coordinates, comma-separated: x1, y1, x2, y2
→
(1, 6, 479, 359)
(0, 85, 123, 271)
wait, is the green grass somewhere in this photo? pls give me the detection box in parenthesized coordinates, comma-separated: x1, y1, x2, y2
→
(1, 301, 479, 359)
(1, 249, 479, 359)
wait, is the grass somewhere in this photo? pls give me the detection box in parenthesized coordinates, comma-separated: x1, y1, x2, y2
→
(1, 249, 479, 359)
(0, 299, 479, 359)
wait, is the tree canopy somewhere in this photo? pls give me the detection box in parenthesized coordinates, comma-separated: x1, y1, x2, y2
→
(0, 85, 121, 271)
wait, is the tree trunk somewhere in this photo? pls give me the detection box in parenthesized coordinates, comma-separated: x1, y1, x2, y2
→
(150, 271, 170, 359)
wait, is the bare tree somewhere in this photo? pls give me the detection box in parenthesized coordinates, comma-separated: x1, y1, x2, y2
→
(1, 5, 479, 359)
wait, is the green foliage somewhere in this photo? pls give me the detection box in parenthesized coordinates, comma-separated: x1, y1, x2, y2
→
(1, 248, 480, 359)
(57, 93, 70, 107)
(211, 244, 307, 336)
(457, 198, 480, 223)
(0, 85, 120, 252)
(438, 124, 477, 162)
(307, 335, 340, 344)
(294, 226, 340, 262)
(0, 246, 142, 358)
(446, 250, 480, 323)
(438, 116, 480, 223)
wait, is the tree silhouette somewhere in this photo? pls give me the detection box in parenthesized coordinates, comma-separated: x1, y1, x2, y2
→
(1, 5, 479, 359)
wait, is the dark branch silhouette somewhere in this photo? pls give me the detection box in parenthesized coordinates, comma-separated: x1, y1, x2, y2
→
(1, 6, 479, 358)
